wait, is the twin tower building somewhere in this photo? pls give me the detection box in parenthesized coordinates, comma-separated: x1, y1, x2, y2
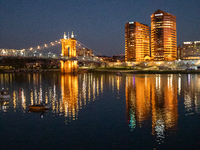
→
(125, 9, 177, 62)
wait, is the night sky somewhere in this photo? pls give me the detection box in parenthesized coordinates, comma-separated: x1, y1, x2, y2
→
(1, 0, 200, 56)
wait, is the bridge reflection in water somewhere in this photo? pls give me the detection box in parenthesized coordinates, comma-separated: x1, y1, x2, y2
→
(61, 74, 78, 119)
(0, 73, 109, 121)
(0, 73, 200, 146)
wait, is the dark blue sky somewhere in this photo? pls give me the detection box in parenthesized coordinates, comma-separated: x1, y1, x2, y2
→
(1, 0, 200, 56)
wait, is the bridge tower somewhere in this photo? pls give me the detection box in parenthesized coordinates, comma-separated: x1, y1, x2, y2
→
(60, 32, 78, 73)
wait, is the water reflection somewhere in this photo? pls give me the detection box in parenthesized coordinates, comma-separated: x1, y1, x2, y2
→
(1, 72, 200, 146)
(183, 74, 200, 114)
(125, 74, 200, 144)
(0, 99, 10, 112)
(0, 73, 122, 121)
(61, 74, 78, 120)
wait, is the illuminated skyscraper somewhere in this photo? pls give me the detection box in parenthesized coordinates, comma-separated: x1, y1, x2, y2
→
(151, 9, 177, 61)
(125, 22, 150, 62)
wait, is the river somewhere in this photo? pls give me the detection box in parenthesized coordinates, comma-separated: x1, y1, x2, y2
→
(0, 72, 199, 149)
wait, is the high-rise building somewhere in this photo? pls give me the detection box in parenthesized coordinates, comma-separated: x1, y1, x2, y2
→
(151, 9, 177, 61)
(125, 22, 150, 62)
(182, 41, 200, 60)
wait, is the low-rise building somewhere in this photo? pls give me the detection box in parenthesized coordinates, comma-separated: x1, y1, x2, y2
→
(182, 41, 200, 60)
(112, 54, 125, 62)
(76, 48, 93, 57)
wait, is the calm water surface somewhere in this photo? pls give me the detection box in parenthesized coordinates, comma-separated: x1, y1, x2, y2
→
(0, 72, 199, 150)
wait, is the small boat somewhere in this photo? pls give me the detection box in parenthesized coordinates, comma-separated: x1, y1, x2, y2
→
(28, 102, 51, 110)
(29, 108, 47, 113)
(0, 89, 11, 99)
(116, 72, 122, 76)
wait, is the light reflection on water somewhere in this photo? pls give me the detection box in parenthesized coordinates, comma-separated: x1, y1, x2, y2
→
(125, 74, 199, 144)
(0, 73, 200, 149)
(1, 73, 115, 121)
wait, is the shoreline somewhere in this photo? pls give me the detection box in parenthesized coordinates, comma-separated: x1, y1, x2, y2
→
(87, 68, 200, 74)
(1, 68, 200, 74)
(0, 69, 60, 73)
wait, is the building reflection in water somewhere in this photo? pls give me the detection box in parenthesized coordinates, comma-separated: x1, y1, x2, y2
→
(126, 74, 179, 144)
(126, 73, 200, 143)
(183, 74, 200, 114)
(1, 72, 200, 142)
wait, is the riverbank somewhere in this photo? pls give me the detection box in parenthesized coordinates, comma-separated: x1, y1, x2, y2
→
(0, 68, 90, 73)
(1, 68, 200, 74)
(0, 69, 60, 73)
(88, 68, 200, 74)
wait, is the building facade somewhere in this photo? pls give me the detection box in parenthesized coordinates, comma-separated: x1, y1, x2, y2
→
(151, 9, 177, 61)
(76, 48, 93, 57)
(182, 41, 200, 60)
(177, 45, 182, 60)
(125, 22, 150, 62)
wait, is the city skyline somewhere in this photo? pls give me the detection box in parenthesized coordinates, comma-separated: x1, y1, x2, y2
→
(1, 0, 200, 56)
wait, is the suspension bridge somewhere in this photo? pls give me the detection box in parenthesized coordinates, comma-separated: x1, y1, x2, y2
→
(0, 32, 101, 63)
(0, 32, 103, 73)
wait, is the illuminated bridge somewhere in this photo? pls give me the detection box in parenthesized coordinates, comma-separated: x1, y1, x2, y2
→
(0, 48, 101, 63)
(0, 32, 101, 64)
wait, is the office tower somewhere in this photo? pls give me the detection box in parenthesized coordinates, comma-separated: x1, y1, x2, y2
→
(125, 22, 150, 62)
(151, 9, 177, 61)
(182, 41, 200, 60)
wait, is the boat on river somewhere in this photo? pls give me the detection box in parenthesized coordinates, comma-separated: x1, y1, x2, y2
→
(28, 102, 51, 110)
(0, 89, 11, 99)
(116, 72, 122, 76)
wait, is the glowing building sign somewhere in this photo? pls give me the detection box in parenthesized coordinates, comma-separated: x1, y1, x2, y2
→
(194, 41, 200, 44)
(183, 42, 192, 44)
(155, 13, 163, 16)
